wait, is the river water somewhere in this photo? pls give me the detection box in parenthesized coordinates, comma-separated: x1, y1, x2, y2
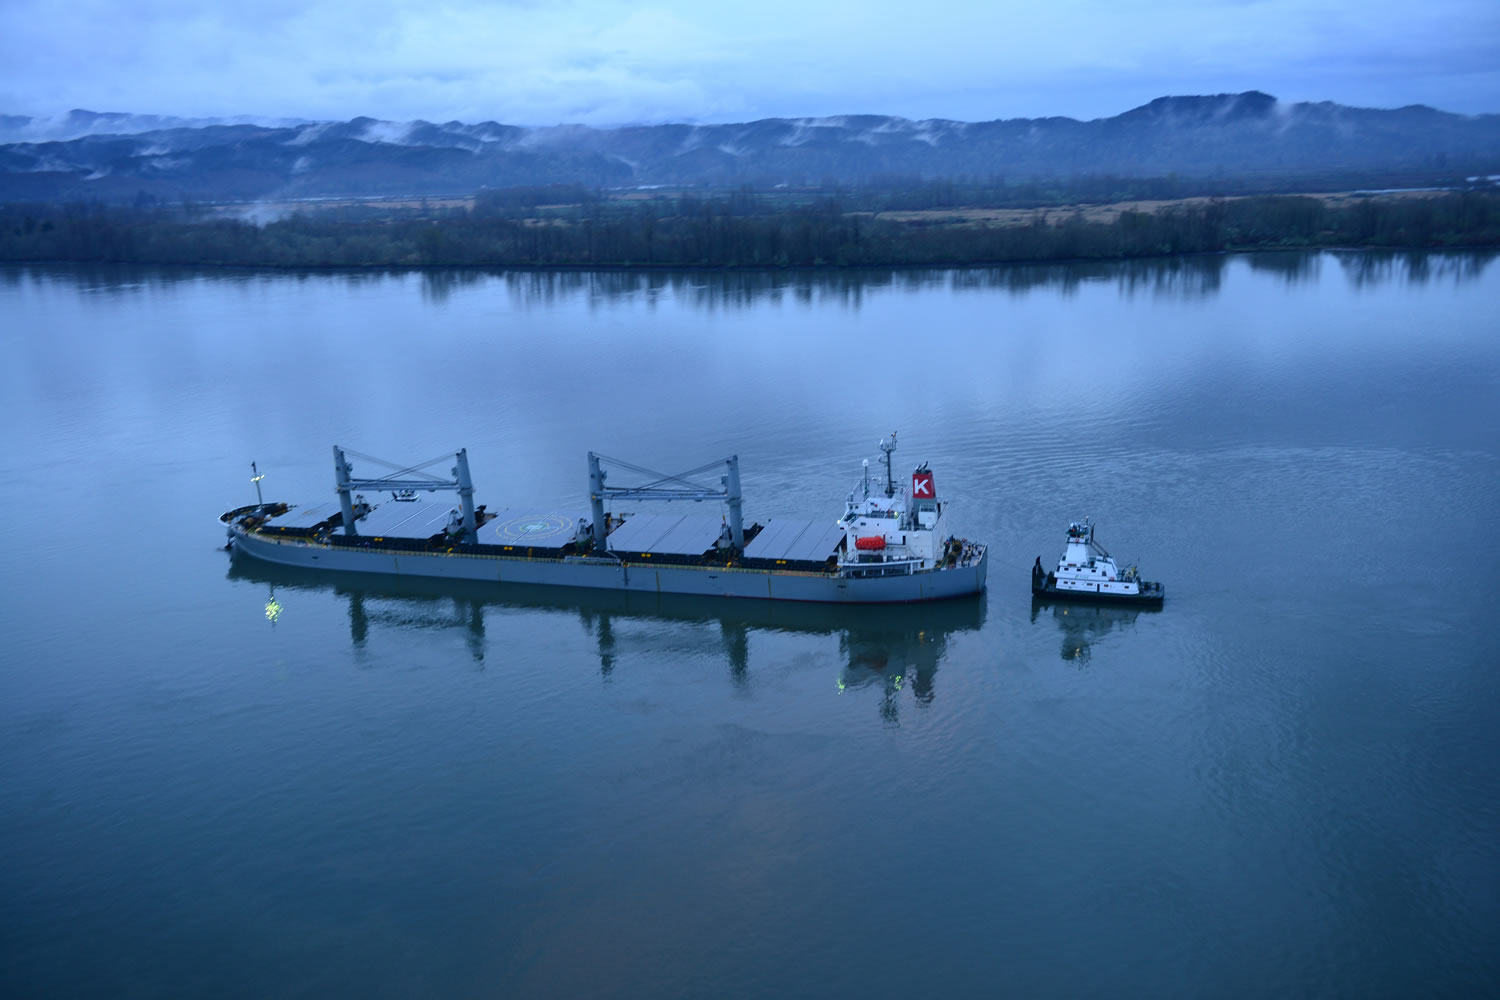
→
(3, 253, 1498, 998)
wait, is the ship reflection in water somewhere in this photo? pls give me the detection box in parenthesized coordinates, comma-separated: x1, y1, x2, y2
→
(1030, 598, 1161, 664)
(227, 555, 985, 714)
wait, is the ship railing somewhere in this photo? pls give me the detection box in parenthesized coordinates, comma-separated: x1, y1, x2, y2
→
(840, 562, 917, 579)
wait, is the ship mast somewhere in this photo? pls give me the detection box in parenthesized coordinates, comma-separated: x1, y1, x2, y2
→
(879, 431, 898, 499)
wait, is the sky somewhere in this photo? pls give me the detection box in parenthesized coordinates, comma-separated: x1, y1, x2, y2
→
(1, 0, 1497, 126)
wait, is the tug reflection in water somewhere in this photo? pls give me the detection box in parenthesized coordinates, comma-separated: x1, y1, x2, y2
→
(227, 556, 984, 714)
(1030, 598, 1160, 664)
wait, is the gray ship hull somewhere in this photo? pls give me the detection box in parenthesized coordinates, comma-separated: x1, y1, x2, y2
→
(227, 523, 987, 604)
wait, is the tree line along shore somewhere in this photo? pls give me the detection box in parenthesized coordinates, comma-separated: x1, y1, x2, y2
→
(2, 185, 1497, 270)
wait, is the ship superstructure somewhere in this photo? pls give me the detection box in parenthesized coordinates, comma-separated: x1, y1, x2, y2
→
(221, 435, 987, 604)
(837, 433, 973, 578)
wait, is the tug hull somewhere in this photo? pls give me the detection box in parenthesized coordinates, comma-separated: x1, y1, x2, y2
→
(1030, 577, 1164, 607)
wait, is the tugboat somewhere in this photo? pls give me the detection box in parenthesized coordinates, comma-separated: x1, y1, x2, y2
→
(1030, 518, 1163, 606)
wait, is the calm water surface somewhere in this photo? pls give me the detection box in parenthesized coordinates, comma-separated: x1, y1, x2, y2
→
(2, 254, 1498, 998)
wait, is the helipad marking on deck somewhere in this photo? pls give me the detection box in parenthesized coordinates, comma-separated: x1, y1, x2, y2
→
(492, 513, 575, 542)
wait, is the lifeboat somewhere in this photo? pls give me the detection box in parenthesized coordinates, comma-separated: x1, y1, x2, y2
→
(855, 535, 887, 551)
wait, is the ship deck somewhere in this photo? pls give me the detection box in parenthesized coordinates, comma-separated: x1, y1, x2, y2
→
(255, 501, 846, 570)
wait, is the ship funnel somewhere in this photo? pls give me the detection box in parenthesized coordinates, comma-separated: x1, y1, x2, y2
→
(912, 467, 935, 500)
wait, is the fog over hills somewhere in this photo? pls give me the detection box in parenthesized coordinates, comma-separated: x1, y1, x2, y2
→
(3, 92, 1498, 202)
(0, 109, 313, 144)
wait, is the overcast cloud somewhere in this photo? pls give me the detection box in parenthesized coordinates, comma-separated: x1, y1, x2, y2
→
(1, 0, 1496, 125)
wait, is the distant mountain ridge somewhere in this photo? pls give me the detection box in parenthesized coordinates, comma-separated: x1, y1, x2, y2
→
(2, 92, 1497, 202)
(0, 109, 311, 144)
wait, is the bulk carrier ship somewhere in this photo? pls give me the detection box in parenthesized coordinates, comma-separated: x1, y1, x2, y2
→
(221, 433, 987, 604)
